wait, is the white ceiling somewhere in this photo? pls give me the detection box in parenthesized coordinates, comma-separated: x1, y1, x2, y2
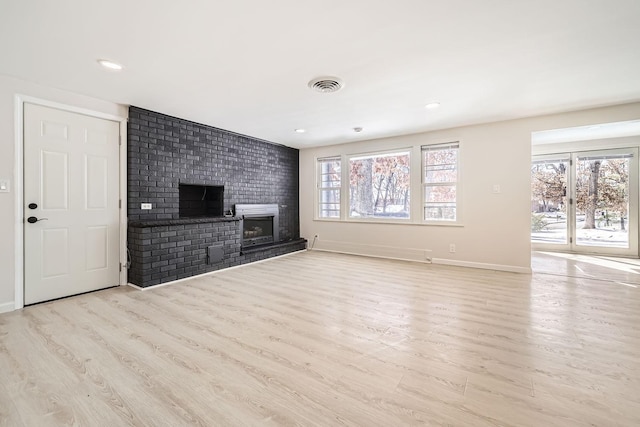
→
(2, 0, 640, 149)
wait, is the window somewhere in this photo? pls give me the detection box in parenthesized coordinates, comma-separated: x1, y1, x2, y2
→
(422, 142, 459, 221)
(349, 151, 410, 219)
(318, 156, 341, 218)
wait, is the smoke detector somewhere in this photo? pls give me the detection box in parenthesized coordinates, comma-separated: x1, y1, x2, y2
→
(308, 76, 344, 93)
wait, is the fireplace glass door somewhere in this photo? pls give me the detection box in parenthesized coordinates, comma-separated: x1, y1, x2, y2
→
(242, 216, 274, 246)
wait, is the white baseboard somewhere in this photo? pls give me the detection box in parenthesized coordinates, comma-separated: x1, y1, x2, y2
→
(311, 240, 432, 263)
(431, 258, 532, 274)
(127, 249, 306, 291)
(311, 246, 529, 273)
(0, 302, 16, 314)
(311, 247, 433, 264)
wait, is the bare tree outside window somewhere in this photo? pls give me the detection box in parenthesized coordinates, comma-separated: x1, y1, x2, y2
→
(531, 161, 567, 214)
(423, 142, 459, 221)
(576, 157, 629, 231)
(531, 152, 632, 249)
(318, 157, 341, 218)
(349, 152, 410, 219)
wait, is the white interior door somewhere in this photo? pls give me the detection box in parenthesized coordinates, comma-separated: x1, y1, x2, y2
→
(24, 103, 120, 305)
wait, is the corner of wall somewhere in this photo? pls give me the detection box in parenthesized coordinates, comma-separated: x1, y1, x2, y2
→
(0, 301, 16, 314)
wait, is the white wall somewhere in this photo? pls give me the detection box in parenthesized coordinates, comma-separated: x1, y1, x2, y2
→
(299, 102, 640, 273)
(0, 74, 127, 312)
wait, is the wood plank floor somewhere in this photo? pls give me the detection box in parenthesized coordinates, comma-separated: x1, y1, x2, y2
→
(1, 250, 639, 426)
(533, 250, 640, 285)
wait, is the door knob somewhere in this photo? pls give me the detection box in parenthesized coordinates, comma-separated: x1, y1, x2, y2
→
(27, 216, 48, 224)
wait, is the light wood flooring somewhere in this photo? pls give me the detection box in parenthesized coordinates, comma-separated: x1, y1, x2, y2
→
(533, 250, 640, 285)
(1, 250, 639, 426)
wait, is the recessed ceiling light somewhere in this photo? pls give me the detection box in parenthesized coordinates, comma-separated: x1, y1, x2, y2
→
(97, 59, 123, 70)
(294, 128, 306, 133)
(353, 127, 363, 133)
(425, 102, 441, 109)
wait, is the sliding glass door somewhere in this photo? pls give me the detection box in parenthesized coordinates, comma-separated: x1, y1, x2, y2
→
(531, 155, 569, 246)
(531, 148, 638, 256)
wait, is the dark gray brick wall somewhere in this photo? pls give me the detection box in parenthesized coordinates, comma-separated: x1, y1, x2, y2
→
(128, 220, 307, 288)
(127, 106, 304, 287)
(127, 106, 299, 240)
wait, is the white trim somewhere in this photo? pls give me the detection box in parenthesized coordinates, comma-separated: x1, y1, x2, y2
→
(14, 96, 24, 310)
(311, 247, 433, 264)
(530, 146, 639, 257)
(119, 120, 128, 286)
(0, 302, 16, 314)
(311, 239, 432, 262)
(349, 149, 412, 161)
(17, 95, 124, 122)
(431, 258, 532, 274)
(421, 140, 462, 225)
(309, 242, 529, 273)
(315, 155, 343, 221)
(127, 249, 306, 291)
(314, 139, 466, 225)
(14, 95, 127, 311)
(312, 218, 465, 227)
(346, 148, 412, 222)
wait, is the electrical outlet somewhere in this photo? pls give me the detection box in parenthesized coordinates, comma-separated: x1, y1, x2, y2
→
(492, 184, 501, 194)
(449, 244, 456, 253)
(141, 203, 152, 210)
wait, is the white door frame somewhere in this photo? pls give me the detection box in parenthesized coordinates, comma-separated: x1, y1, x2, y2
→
(570, 147, 639, 256)
(14, 95, 127, 310)
(531, 145, 639, 257)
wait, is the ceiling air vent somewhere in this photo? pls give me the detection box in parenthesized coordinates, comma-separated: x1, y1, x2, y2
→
(308, 76, 344, 93)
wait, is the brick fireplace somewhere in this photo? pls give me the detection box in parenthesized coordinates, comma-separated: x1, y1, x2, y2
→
(236, 204, 279, 248)
(127, 107, 306, 287)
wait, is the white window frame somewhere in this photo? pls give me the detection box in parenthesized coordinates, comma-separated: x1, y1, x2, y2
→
(314, 143, 463, 226)
(422, 142, 460, 223)
(316, 156, 342, 219)
(347, 149, 412, 222)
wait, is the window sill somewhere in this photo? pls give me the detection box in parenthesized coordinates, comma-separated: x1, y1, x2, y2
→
(313, 218, 464, 227)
